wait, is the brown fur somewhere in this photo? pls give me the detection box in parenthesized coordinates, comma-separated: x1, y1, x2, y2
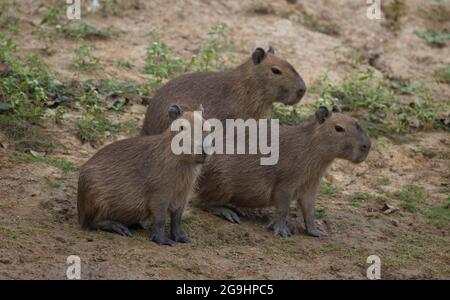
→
(77, 108, 207, 245)
(141, 47, 306, 135)
(196, 107, 371, 238)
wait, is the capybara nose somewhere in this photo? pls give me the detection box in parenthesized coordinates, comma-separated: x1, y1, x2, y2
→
(297, 87, 306, 99)
(360, 140, 371, 153)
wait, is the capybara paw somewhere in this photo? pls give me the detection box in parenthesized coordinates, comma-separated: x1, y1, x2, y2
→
(208, 207, 241, 224)
(111, 223, 132, 237)
(307, 227, 328, 237)
(268, 222, 292, 239)
(151, 236, 176, 246)
(150, 232, 176, 246)
(172, 234, 192, 243)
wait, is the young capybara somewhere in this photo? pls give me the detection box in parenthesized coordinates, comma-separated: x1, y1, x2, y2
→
(196, 106, 371, 238)
(141, 47, 306, 135)
(77, 104, 210, 246)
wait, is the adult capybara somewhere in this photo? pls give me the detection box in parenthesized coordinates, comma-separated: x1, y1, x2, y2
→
(77, 105, 210, 246)
(196, 106, 371, 238)
(141, 47, 306, 135)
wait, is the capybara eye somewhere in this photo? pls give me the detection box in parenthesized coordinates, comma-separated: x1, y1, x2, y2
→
(271, 67, 282, 75)
(335, 125, 345, 132)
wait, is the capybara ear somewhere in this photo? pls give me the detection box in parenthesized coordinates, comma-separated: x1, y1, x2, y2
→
(315, 106, 330, 124)
(332, 105, 341, 113)
(196, 104, 204, 113)
(252, 48, 266, 65)
(267, 46, 275, 54)
(168, 104, 183, 121)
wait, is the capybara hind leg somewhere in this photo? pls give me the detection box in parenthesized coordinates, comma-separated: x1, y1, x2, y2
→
(170, 207, 192, 243)
(206, 206, 241, 224)
(95, 220, 132, 237)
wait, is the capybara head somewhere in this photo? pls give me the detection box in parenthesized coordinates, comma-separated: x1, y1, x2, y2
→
(314, 106, 371, 163)
(169, 104, 211, 164)
(250, 47, 306, 105)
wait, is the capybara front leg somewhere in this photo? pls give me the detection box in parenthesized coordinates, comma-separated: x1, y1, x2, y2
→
(298, 184, 327, 237)
(170, 206, 192, 243)
(268, 187, 293, 239)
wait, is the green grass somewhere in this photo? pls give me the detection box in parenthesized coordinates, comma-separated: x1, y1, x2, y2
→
(375, 194, 388, 205)
(298, 13, 340, 36)
(374, 176, 391, 188)
(426, 196, 450, 228)
(0, 33, 67, 150)
(46, 178, 63, 189)
(0, 226, 21, 240)
(433, 65, 450, 84)
(315, 208, 327, 219)
(349, 192, 371, 206)
(12, 152, 77, 173)
(413, 30, 450, 47)
(58, 21, 113, 40)
(393, 184, 426, 213)
(313, 68, 449, 135)
(144, 25, 234, 87)
(116, 60, 135, 70)
(73, 45, 100, 71)
(144, 41, 184, 86)
(320, 241, 356, 259)
(382, 0, 407, 30)
(319, 182, 339, 197)
(272, 103, 308, 125)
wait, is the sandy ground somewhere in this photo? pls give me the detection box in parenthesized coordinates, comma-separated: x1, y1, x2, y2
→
(0, 0, 449, 279)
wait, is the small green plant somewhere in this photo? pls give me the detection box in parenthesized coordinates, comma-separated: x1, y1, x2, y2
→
(272, 103, 308, 125)
(298, 13, 340, 36)
(77, 105, 119, 144)
(0, 33, 63, 150)
(54, 106, 66, 125)
(433, 65, 450, 84)
(393, 184, 426, 213)
(40, 6, 62, 26)
(375, 176, 391, 187)
(426, 203, 450, 228)
(413, 30, 450, 47)
(116, 60, 135, 70)
(12, 152, 77, 173)
(58, 21, 112, 40)
(314, 67, 449, 135)
(375, 194, 388, 205)
(73, 45, 100, 71)
(349, 192, 370, 206)
(46, 178, 63, 189)
(382, 0, 407, 30)
(144, 41, 184, 86)
(189, 24, 233, 72)
(319, 182, 339, 197)
(315, 208, 327, 219)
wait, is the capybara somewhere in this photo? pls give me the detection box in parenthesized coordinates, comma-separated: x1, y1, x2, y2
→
(196, 106, 371, 238)
(141, 47, 306, 135)
(77, 104, 210, 246)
